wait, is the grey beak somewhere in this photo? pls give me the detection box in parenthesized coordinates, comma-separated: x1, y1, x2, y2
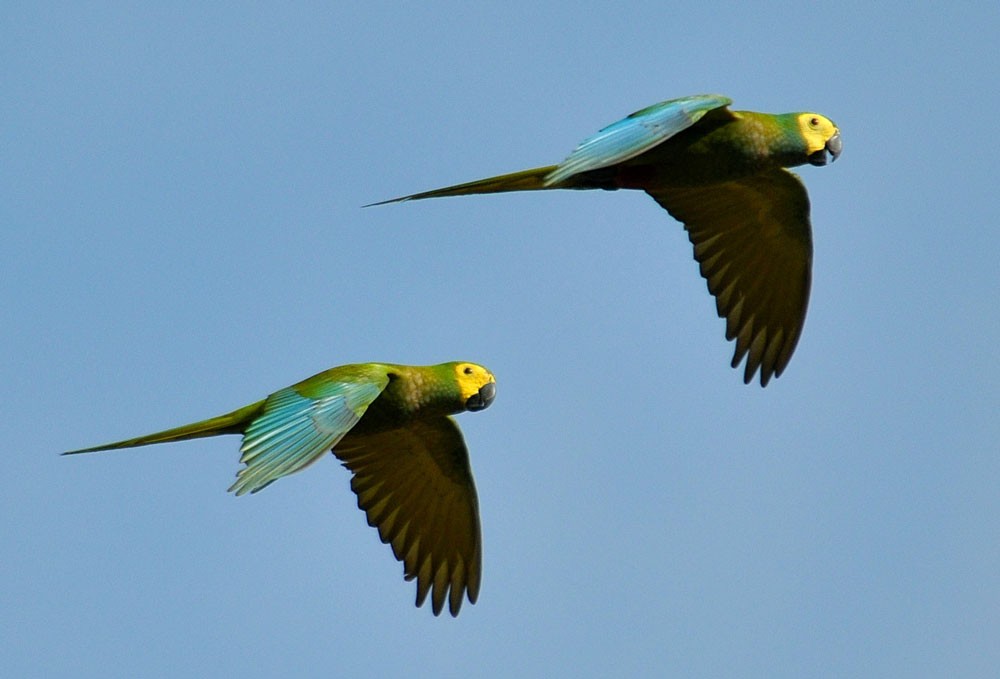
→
(826, 131, 842, 161)
(809, 130, 842, 166)
(466, 381, 496, 412)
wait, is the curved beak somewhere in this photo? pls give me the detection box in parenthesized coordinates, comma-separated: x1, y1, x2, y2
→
(809, 130, 842, 166)
(465, 381, 496, 412)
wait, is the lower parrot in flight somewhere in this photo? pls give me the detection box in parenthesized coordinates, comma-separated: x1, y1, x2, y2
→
(65, 361, 497, 617)
(371, 94, 842, 386)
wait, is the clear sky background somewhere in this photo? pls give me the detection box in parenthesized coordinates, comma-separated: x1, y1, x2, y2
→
(4, 3, 998, 677)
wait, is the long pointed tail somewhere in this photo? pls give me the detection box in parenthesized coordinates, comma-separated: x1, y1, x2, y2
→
(365, 165, 559, 207)
(64, 400, 266, 454)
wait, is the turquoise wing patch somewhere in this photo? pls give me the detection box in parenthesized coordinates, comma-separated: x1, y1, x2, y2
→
(229, 378, 386, 495)
(544, 94, 732, 186)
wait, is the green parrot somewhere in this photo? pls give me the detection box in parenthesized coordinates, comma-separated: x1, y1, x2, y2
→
(372, 94, 842, 386)
(65, 361, 497, 617)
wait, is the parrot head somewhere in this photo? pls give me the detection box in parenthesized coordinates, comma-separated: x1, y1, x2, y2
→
(798, 113, 842, 166)
(453, 363, 497, 412)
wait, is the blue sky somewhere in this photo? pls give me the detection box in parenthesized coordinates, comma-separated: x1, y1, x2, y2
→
(4, 2, 998, 677)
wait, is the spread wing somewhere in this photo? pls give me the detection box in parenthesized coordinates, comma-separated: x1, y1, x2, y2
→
(333, 417, 482, 617)
(647, 168, 814, 386)
(544, 94, 732, 185)
(229, 374, 388, 495)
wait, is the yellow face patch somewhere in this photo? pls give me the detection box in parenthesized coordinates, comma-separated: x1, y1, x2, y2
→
(796, 113, 839, 154)
(453, 363, 496, 401)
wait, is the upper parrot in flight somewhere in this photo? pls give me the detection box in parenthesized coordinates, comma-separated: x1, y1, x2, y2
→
(65, 361, 497, 617)
(371, 95, 841, 386)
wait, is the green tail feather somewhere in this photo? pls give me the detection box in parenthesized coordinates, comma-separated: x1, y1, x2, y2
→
(365, 165, 559, 206)
(64, 400, 266, 454)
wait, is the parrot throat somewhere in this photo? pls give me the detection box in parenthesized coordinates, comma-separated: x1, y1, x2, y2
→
(737, 112, 815, 168)
(353, 368, 461, 434)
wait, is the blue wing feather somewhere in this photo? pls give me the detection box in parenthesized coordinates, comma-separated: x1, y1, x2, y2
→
(544, 94, 732, 186)
(229, 378, 386, 495)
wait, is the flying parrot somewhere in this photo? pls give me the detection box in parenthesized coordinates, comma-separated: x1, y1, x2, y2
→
(65, 361, 497, 617)
(371, 95, 842, 386)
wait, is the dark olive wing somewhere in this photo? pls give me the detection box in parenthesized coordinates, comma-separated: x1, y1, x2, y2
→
(333, 417, 481, 616)
(647, 168, 813, 386)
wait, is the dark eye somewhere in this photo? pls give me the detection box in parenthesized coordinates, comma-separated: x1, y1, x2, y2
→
(810, 117, 820, 127)
(464, 366, 473, 375)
